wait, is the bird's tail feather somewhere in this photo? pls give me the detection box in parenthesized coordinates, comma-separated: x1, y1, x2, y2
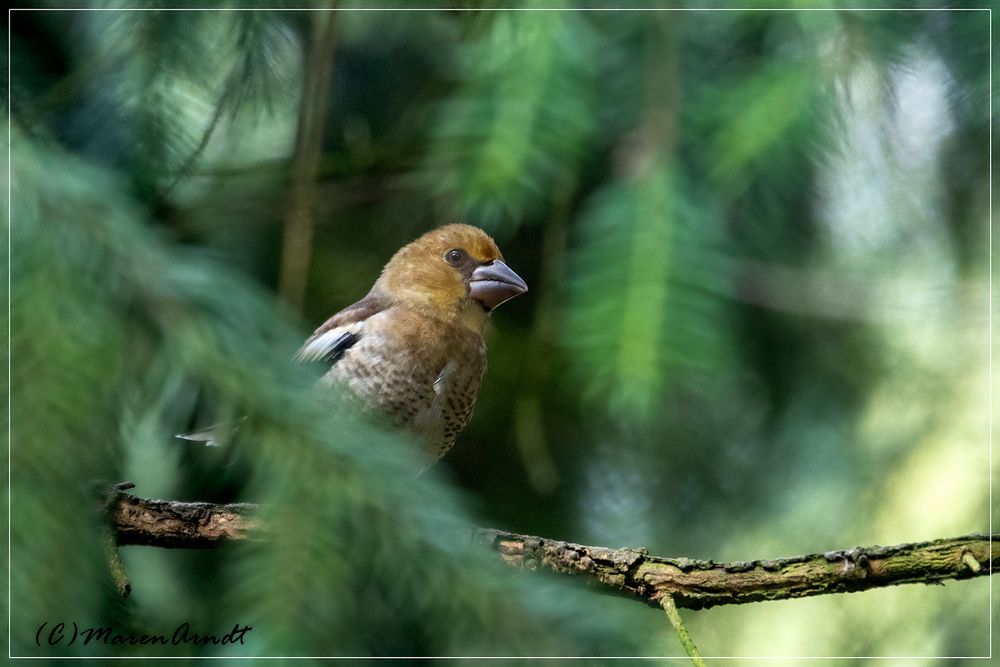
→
(175, 416, 247, 447)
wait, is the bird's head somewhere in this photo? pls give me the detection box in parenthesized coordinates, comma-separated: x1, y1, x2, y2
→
(375, 224, 528, 331)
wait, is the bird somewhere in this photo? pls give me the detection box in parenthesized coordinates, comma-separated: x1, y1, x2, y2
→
(182, 224, 527, 463)
(297, 223, 528, 462)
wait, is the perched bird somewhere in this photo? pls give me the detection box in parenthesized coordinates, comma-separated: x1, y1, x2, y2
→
(293, 224, 527, 462)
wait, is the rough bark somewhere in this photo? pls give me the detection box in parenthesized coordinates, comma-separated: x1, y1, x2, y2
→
(474, 528, 996, 610)
(110, 492, 259, 548)
(107, 491, 995, 610)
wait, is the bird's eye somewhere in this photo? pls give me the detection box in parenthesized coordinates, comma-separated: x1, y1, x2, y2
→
(445, 248, 467, 266)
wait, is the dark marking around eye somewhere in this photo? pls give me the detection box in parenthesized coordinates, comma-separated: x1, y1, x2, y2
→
(445, 248, 468, 266)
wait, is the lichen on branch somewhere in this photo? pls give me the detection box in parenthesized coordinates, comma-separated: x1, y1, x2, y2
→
(107, 490, 996, 609)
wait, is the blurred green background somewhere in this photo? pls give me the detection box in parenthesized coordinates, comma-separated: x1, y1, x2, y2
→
(8, 1, 995, 661)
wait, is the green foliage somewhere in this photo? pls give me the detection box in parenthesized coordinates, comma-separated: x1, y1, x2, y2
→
(423, 8, 602, 230)
(10, 131, 645, 657)
(564, 164, 734, 422)
(9, 4, 992, 659)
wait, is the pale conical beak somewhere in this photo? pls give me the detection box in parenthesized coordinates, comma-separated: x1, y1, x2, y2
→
(469, 260, 528, 311)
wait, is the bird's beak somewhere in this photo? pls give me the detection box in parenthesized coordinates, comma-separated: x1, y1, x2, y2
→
(469, 260, 528, 311)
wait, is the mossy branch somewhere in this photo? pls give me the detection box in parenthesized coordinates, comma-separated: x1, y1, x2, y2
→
(106, 491, 995, 610)
(473, 528, 995, 610)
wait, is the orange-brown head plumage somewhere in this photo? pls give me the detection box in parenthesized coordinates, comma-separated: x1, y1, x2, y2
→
(373, 224, 526, 331)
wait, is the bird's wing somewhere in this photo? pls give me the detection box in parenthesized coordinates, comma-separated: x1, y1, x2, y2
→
(294, 293, 387, 364)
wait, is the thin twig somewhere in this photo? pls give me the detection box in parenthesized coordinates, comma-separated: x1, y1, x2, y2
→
(278, 9, 338, 312)
(103, 532, 132, 598)
(156, 80, 234, 202)
(660, 595, 705, 667)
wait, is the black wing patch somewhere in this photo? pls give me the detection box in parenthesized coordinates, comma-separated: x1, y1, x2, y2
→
(323, 331, 361, 364)
(296, 291, 385, 364)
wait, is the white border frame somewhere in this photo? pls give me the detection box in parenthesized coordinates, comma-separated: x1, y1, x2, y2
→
(5, 4, 993, 661)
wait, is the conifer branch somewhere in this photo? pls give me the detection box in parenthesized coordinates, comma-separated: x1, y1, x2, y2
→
(106, 490, 996, 610)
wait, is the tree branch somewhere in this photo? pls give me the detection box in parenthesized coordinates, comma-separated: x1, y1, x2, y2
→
(107, 491, 996, 609)
(473, 528, 996, 610)
(110, 492, 259, 549)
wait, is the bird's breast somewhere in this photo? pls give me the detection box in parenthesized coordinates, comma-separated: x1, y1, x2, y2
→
(321, 310, 486, 459)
